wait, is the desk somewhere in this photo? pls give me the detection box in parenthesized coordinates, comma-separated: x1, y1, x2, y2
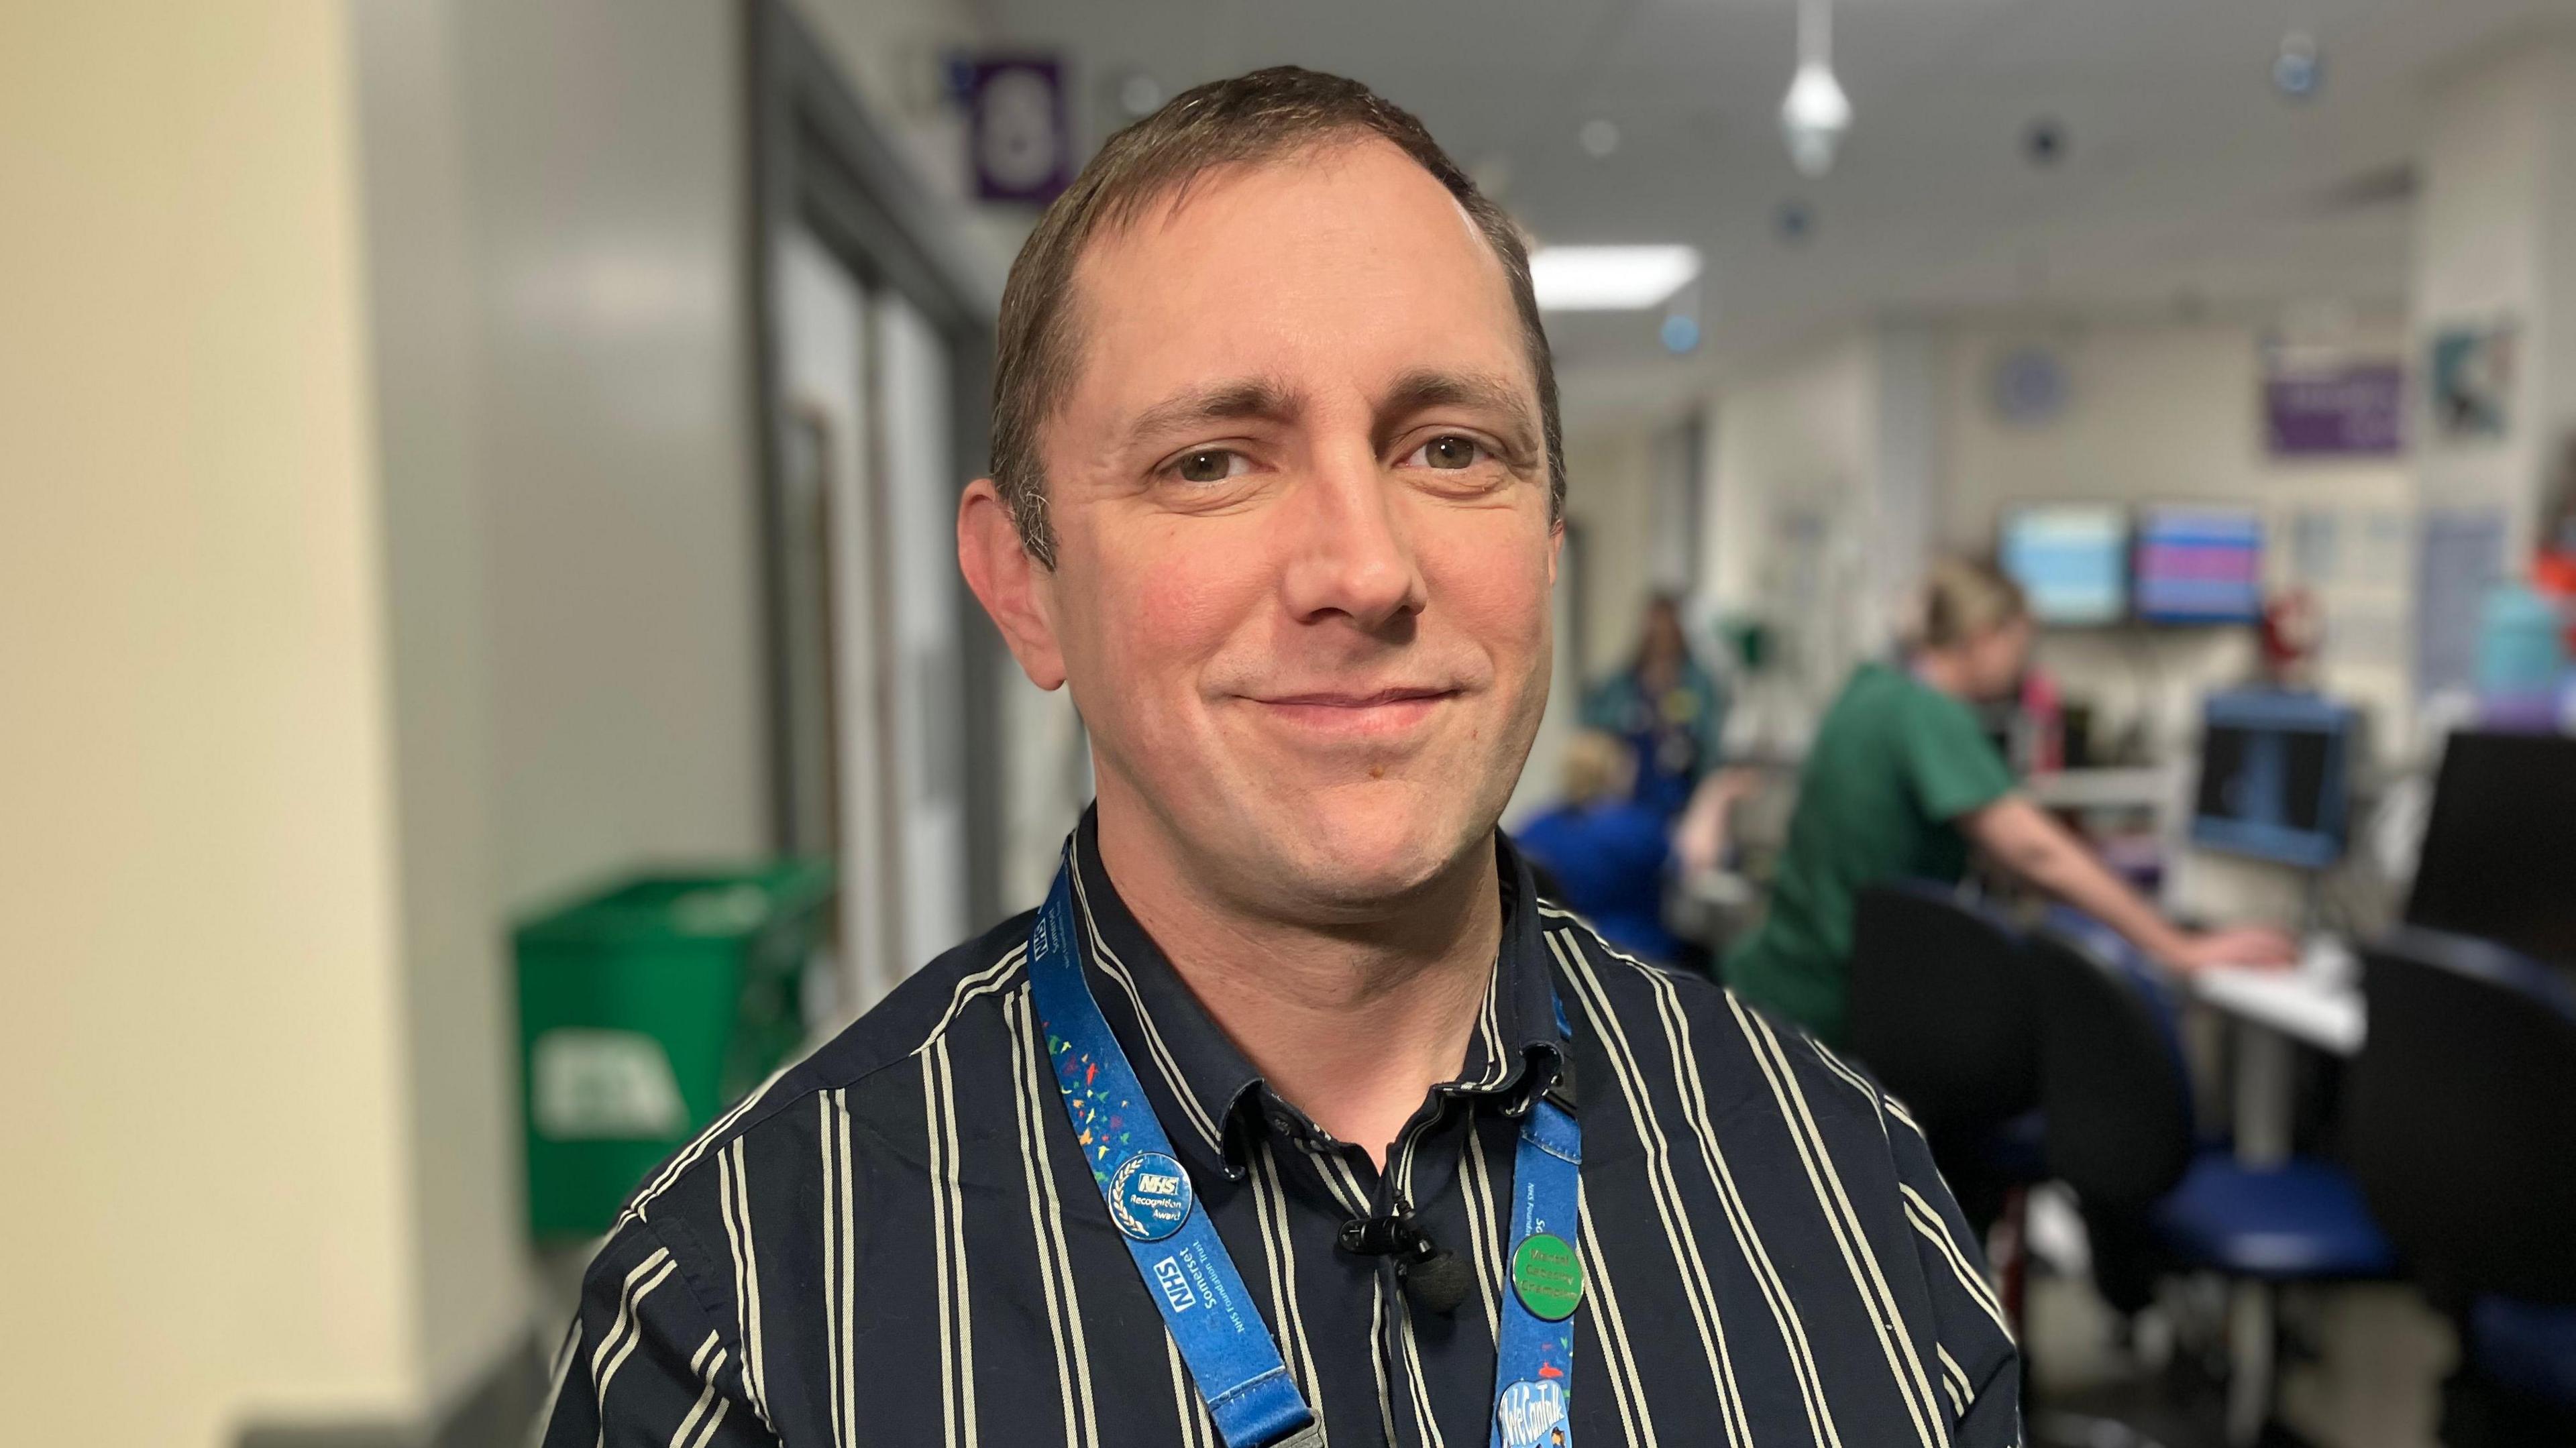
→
(2185, 943, 2367, 1445)
(2190, 940, 2364, 1165)
(2194, 954, 2366, 1056)
(2023, 765, 2176, 813)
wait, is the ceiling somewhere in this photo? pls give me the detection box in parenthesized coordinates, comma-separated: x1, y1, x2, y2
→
(978, 0, 2570, 427)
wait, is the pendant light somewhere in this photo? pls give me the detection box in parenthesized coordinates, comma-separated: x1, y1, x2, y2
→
(1779, 0, 1851, 178)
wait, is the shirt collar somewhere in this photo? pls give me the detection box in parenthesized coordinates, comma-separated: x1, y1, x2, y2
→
(1064, 808, 1567, 1179)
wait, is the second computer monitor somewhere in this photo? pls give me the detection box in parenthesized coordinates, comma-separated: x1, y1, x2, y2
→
(2190, 690, 2358, 869)
(2136, 506, 2265, 625)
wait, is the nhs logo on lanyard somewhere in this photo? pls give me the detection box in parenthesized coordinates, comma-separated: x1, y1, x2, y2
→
(1497, 1379, 1568, 1448)
(1151, 1255, 1197, 1313)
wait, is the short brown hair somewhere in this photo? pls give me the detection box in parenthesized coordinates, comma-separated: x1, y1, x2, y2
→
(989, 65, 1564, 567)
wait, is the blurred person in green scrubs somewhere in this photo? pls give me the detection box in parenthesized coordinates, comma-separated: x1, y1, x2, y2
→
(1723, 557, 2294, 1044)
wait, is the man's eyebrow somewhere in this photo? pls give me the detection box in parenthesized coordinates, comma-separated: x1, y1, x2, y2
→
(1124, 378, 1302, 447)
(1377, 368, 1540, 455)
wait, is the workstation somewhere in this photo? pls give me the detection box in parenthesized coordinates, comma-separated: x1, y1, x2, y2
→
(1661, 487, 2576, 1446)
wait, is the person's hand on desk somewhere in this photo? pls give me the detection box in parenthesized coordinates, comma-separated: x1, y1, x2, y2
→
(1964, 796, 2301, 977)
(2161, 925, 2299, 974)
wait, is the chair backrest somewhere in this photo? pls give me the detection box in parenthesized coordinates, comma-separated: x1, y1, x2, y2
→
(2026, 924, 2194, 1212)
(1847, 882, 2039, 1140)
(2348, 928, 2576, 1305)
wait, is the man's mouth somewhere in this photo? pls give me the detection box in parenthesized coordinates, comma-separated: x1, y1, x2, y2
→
(1244, 686, 1460, 738)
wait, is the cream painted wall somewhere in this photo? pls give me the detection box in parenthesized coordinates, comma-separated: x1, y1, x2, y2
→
(1939, 318, 2416, 755)
(1941, 319, 2412, 549)
(1566, 430, 1662, 678)
(350, 0, 525, 1410)
(1508, 428, 1659, 825)
(1704, 331, 1886, 734)
(0, 3, 422, 1444)
(453, 0, 772, 909)
(2412, 34, 2576, 561)
(7, 4, 1021, 1443)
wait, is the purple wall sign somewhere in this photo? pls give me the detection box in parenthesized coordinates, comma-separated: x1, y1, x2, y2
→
(967, 56, 1071, 205)
(2265, 361, 2404, 457)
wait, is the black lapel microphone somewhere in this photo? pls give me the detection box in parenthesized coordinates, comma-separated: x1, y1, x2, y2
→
(1337, 1205, 1474, 1315)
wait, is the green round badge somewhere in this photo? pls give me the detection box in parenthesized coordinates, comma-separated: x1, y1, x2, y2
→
(1510, 1232, 1583, 1321)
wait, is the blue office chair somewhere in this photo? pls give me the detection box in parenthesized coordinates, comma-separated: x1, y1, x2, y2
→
(1847, 881, 2044, 1213)
(1848, 883, 2068, 1433)
(2027, 917, 2393, 1443)
(2347, 929, 2576, 1445)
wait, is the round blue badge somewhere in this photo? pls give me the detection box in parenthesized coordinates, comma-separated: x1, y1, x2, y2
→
(1108, 1151, 1193, 1241)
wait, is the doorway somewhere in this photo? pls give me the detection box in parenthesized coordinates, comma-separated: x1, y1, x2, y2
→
(749, 0, 995, 1019)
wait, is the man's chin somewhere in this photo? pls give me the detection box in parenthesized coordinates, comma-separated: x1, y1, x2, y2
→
(1249, 793, 1495, 913)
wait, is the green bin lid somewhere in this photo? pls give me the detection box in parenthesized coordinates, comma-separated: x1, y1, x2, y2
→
(515, 858, 835, 947)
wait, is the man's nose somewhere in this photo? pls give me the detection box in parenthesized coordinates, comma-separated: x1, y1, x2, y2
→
(1277, 446, 1428, 632)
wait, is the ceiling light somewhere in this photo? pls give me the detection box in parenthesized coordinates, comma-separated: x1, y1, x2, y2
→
(1779, 0, 1851, 178)
(1116, 71, 1165, 119)
(2273, 32, 2322, 101)
(1579, 119, 1621, 159)
(1529, 245, 1703, 311)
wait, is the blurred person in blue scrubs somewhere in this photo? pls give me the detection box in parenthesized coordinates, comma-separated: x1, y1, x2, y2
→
(1515, 728, 1686, 963)
(1581, 593, 1723, 818)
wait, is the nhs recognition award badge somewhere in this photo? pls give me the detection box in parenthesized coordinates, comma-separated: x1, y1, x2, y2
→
(1108, 1151, 1192, 1241)
(1495, 1379, 1568, 1448)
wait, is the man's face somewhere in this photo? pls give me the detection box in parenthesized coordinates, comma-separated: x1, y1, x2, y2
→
(1018, 140, 1558, 917)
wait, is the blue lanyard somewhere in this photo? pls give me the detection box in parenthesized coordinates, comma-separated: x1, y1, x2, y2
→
(1024, 857, 1583, 1448)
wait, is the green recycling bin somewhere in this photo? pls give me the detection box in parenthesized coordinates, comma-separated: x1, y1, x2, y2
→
(515, 859, 834, 1239)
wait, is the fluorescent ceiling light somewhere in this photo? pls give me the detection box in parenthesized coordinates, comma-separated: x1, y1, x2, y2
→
(1529, 245, 1702, 311)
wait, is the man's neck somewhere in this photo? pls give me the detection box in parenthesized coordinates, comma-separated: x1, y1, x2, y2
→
(1091, 801, 1503, 1171)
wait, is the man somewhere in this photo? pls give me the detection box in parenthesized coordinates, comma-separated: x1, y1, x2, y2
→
(542, 68, 2017, 1447)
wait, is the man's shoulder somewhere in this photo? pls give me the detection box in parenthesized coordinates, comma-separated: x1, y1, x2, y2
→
(608, 907, 1038, 1230)
(800, 907, 1041, 1089)
(1538, 903, 1913, 1142)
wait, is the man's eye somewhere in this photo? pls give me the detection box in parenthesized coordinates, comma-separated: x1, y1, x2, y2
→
(1173, 449, 1246, 484)
(1407, 435, 1483, 470)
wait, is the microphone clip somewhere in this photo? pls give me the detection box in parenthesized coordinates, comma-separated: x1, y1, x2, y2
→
(1336, 1209, 1436, 1262)
(1338, 1204, 1473, 1315)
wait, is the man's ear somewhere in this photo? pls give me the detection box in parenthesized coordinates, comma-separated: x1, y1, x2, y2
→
(957, 478, 1067, 691)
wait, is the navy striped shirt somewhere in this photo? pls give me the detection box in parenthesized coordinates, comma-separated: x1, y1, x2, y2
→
(539, 815, 2020, 1447)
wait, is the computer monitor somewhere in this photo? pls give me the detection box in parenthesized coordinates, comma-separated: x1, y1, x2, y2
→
(2406, 731, 2576, 964)
(2000, 505, 2129, 626)
(2135, 505, 2264, 624)
(2190, 690, 2358, 869)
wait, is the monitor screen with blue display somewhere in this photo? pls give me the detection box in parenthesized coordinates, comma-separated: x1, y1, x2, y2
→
(2190, 690, 2358, 869)
(2135, 506, 2264, 624)
(2000, 505, 2129, 626)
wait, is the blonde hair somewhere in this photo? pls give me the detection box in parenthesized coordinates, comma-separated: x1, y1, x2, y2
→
(1919, 555, 2030, 650)
(1559, 730, 1633, 807)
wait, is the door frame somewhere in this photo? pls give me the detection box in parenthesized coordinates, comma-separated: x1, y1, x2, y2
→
(744, 0, 1007, 928)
